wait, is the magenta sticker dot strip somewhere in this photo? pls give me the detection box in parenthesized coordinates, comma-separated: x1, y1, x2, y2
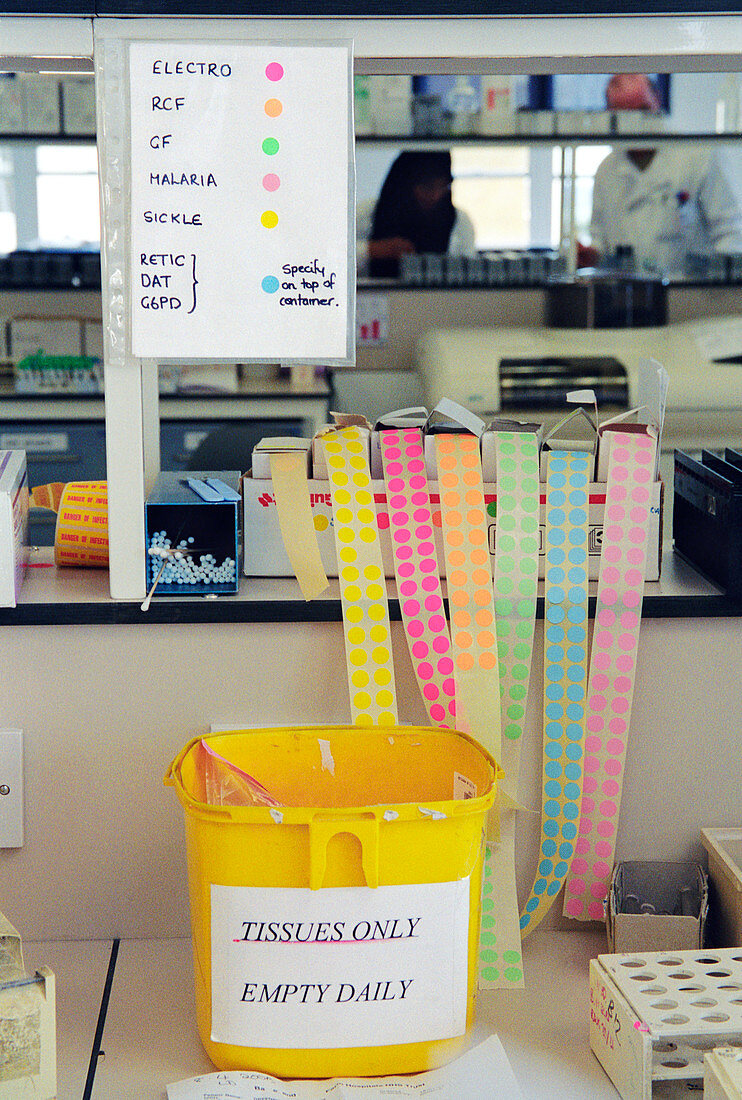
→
(563, 430, 657, 920)
(379, 428, 456, 727)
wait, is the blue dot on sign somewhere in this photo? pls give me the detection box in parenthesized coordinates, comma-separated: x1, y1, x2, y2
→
(562, 821, 578, 840)
(548, 548, 566, 565)
(544, 799, 560, 818)
(566, 722, 583, 740)
(534, 879, 547, 895)
(566, 684, 585, 702)
(542, 838, 557, 856)
(563, 802, 579, 821)
(545, 761, 562, 780)
(564, 782, 581, 800)
(567, 666, 586, 683)
(546, 721, 564, 739)
(545, 742, 563, 760)
(567, 625, 586, 644)
(569, 528, 587, 546)
(559, 841, 574, 858)
(565, 744, 583, 762)
(546, 606, 565, 624)
(568, 606, 586, 624)
(543, 820, 559, 838)
(569, 508, 587, 526)
(545, 702, 563, 720)
(569, 548, 587, 565)
(547, 880, 562, 896)
(527, 897, 539, 912)
(567, 645, 585, 662)
(545, 780, 562, 798)
(553, 861, 569, 878)
(261, 275, 279, 293)
(567, 703, 583, 720)
(565, 762, 582, 781)
(546, 625, 564, 644)
(546, 684, 564, 701)
(539, 859, 554, 876)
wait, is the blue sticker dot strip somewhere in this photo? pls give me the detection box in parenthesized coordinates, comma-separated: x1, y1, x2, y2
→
(520, 450, 589, 937)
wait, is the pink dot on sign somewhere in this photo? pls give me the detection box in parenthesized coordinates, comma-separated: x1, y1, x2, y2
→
(393, 530, 410, 544)
(630, 506, 647, 523)
(588, 901, 605, 919)
(615, 655, 633, 673)
(602, 588, 618, 606)
(614, 448, 629, 463)
(408, 621, 424, 638)
(418, 542, 434, 556)
(422, 576, 438, 592)
(262, 173, 281, 191)
(386, 447, 401, 460)
(390, 495, 406, 509)
(571, 858, 588, 875)
(607, 506, 625, 523)
(625, 571, 642, 588)
(606, 737, 625, 755)
(584, 756, 600, 773)
(406, 444, 422, 458)
(609, 485, 627, 501)
(627, 548, 644, 565)
(595, 840, 612, 857)
(595, 653, 610, 670)
(442, 678, 456, 696)
(593, 860, 610, 878)
(412, 641, 428, 659)
(603, 567, 620, 584)
(585, 735, 603, 752)
(629, 527, 647, 544)
(583, 777, 598, 794)
(624, 591, 640, 609)
(429, 615, 446, 632)
(448, 700, 456, 717)
(632, 486, 650, 503)
(609, 718, 627, 736)
(635, 468, 650, 483)
(403, 600, 420, 616)
(569, 879, 587, 896)
(423, 683, 439, 700)
(420, 558, 436, 573)
(597, 609, 615, 627)
(611, 698, 629, 715)
(605, 546, 621, 563)
(413, 509, 429, 523)
(581, 797, 595, 813)
(410, 476, 426, 490)
(599, 800, 617, 817)
(266, 62, 284, 80)
(619, 633, 636, 651)
(425, 595, 441, 611)
(586, 716, 605, 733)
(605, 759, 622, 776)
(391, 513, 407, 527)
(386, 462, 403, 476)
(432, 636, 448, 653)
(621, 610, 638, 628)
(437, 657, 453, 675)
(397, 562, 414, 578)
(416, 526, 432, 540)
(602, 779, 619, 796)
(613, 467, 628, 482)
(597, 820, 616, 839)
(605, 526, 622, 542)
(590, 881, 607, 899)
(430, 703, 445, 722)
(593, 673, 609, 691)
(388, 478, 404, 492)
(411, 492, 427, 506)
(400, 580, 417, 596)
(614, 676, 631, 693)
(566, 899, 585, 916)
(408, 460, 424, 474)
(418, 662, 433, 679)
(596, 631, 613, 648)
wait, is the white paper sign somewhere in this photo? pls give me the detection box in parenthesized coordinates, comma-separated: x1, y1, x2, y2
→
(128, 41, 353, 361)
(210, 880, 470, 1049)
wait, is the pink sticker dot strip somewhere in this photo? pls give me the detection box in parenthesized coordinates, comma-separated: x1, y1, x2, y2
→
(379, 428, 456, 726)
(322, 428, 398, 728)
(564, 430, 657, 920)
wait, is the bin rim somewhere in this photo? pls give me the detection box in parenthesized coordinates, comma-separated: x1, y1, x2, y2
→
(164, 723, 500, 823)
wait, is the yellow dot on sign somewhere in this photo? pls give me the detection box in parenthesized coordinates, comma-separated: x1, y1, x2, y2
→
(346, 605, 363, 623)
(347, 440, 363, 453)
(349, 456, 366, 471)
(329, 455, 344, 468)
(336, 507, 353, 524)
(356, 713, 373, 727)
(368, 604, 385, 621)
(359, 528, 376, 544)
(376, 690, 394, 708)
(261, 210, 279, 229)
(347, 627, 365, 645)
(364, 564, 381, 580)
(353, 473, 370, 488)
(339, 547, 357, 563)
(332, 473, 348, 487)
(357, 508, 375, 525)
(353, 691, 372, 710)
(337, 528, 355, 544)
(373, 674, 392, 694)
(350, 649, 368, 666)
(479, 652, 497, 670)
(351, 669, 369, 687)
(356, 491, 372, 506)
(366, 584, 384, 601)
(377, 712, 396, 726)
(342, 565, 359, 582)
(370, 625, 387, 643)
(334, 489, 351, 505)
(345, 585, 361, 602)
(372, 646, 390, 664)
(264, 97, 283, 117)
(313, 515, 329, 532)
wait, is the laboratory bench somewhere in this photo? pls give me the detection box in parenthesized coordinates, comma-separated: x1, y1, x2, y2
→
(29, 927, 618, 1100)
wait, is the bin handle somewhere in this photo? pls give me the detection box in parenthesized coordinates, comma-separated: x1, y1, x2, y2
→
(309, 815, 379, 890)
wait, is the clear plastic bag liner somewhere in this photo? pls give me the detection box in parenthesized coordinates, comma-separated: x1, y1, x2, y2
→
(197, 739, 282, 807)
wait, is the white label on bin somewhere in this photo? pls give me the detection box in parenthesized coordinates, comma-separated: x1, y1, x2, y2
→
(210, 879, 470, 1049)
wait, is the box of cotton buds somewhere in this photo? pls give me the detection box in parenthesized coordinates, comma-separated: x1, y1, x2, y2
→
(144, 472, 242, 598)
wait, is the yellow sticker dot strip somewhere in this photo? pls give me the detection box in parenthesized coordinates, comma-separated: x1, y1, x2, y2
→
(322, 428, 398, 727)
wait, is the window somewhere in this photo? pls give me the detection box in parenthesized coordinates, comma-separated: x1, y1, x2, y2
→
(551, 144, 611, 245)
(35, 144, 100, 246)
(451, 144, 555, 250)
(0, 148, 15, 253)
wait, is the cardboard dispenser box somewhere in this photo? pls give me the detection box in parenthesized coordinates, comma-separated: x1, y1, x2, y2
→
(144, 473, 242, 597)
(607, 860, 708, 954)
(0, 451, 28, 609)
(242, 476, 662, 581)
(702, 828, 742, 948)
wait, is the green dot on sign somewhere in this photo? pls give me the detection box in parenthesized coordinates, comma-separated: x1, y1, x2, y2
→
(521, 536, 538, 553)
(522, 497, 538, 512)
(487, 502, 498, 517)
(496, 621, 511, 638)
(504, 723, 521, 740)
(498, 661, 507, 677)
(500, 441, 516, 454)
(496, 599, 513, 616)
(483, 880, 493, 894)
(522, 515, 538, 532)
(501, 495, 516, 511)
(515, 621, 532, 639)
(510, 684, 527, 700)
(481, 916, 496, 931)
(483, 898, 494, 912)
(499, 556, 515, 573)
(521, 558, 538, 575)
(519, 577, 537, 596)
(523, 443, 537, 456)
(512, 663, 529, 680)
(482, 966, 500, 981)
(522, 477, 539, 493)
(499, 457, 516, 474)
(508, 703, 524, 720)
(503, 950, 521, 964)
(500, 475, 516, 492)
(505, 967, 523, 983)
(514, 642, 531, 660)
(481, 949, 498, 963)
(481, 931, 496, 946)
(499, 514, 515, 531)
(262, 137, 279, 155)
(497, 576, 514, 594)
(499, 534, 516, 552)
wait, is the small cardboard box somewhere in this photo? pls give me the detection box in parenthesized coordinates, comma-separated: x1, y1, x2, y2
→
(242, 476, 663, 581)
(0, 912, 56, 1099)
(9, 317, 82, 361)
(144, 472, 242, 597)
(251, 437, 312, 481)
(702, 828, 742, 948)
(20, 74, 60, 134)
(0, 451, 28, 609)
(606, 860, 708, 954)
(60, 76, 96, 135)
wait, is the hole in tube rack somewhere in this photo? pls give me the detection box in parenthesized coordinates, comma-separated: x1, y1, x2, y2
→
(696, 956, 720, 964)
(669, 972, 694, 980)
(729, 997, 742, 1004)
(707, 970, 733, 978)
(620, 959, 646, 967)
(678, 985, 705, 993)
(631, 973, 658, 982)
(690, 998, 718, 1007)
(703, 1012, 731, 1022)
(718, 983, 742, 990)
(731, 955, 742, 962)
(641, 986, 668, 995)
(661, 1058, 689, 1069)
(662, 1014, 690, 1025)
(653, 1041, 677, 1053)
(685, 1038, 719, 1051)
(651, 1000, 678, 1010)
(658, 958, 683, 966)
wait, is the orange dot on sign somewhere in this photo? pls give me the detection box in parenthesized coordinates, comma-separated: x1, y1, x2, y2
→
(455, 631, 473, 648)
(445, 511, 462, 528)
(468, 529, 486, 546)
(477, 630, 495, 648)
(465, 490, 481, 506)
(475, 608, 493, 627)
(479, 652, 498, 670)
(467, 509, 484, 525)
(452, 610, 471, 628)
(265, 98, 283, 117)
(440, 471, 458, 487)
(443, 491, 460, 507)
(437, 438, 455, 454)
(447, 530, 464, 548)
(463, 470, 480, 486)
(470, 548, 489, 565)
(451, 589, 469, 607)
(449, 570, 467, 588)
(473, 588, 491, 606)
(449, 550, 466, 567)
(472, 568, 491, 586)
(457, 653, 475, 672)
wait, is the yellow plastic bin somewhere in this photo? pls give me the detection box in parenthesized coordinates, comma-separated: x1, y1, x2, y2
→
(165, 724, 498, 1079)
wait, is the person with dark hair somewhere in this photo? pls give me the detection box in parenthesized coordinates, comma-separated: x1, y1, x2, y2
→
(583, 73, 742, 274)
(357, 150, 475, 278)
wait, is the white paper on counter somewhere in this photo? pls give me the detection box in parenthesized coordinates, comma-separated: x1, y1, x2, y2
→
(166, 1034, 524, 1099)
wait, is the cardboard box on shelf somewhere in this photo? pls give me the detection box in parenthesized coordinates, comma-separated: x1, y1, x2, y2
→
(9, 317, 83, 361)
(702, 829, 742, 948)
(0, 451, 28, 609)
(242, 475, 663, 582)
(606, 860, 708, 954)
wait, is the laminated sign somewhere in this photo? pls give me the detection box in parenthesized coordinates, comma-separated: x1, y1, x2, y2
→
(210, 881, 470, 1049)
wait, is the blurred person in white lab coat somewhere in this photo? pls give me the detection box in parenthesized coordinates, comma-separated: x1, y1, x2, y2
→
(583, 74, 742, 275)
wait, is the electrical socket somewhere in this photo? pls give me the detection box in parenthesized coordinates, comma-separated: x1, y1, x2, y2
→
(0, 729, 23, 848)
